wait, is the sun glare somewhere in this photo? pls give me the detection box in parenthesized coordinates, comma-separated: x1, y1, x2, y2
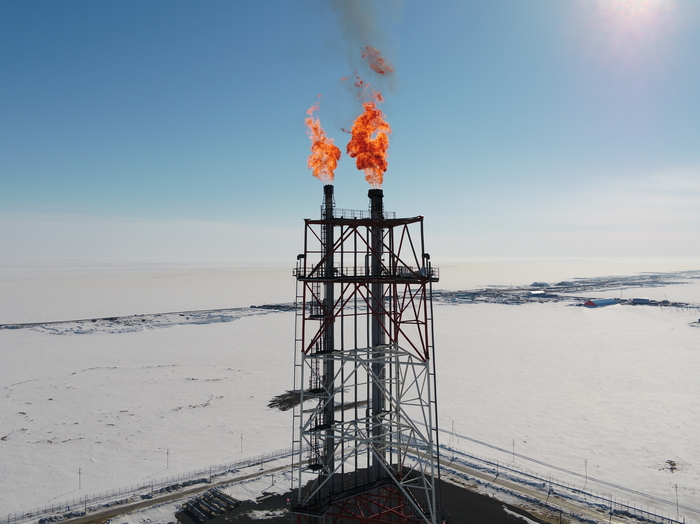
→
(597, 0, 669, 31)
(589, 0, 676, 67)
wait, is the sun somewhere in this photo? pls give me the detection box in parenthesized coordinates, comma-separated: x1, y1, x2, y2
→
(596, 0, 670, 32)
(588, 0, 676, 67)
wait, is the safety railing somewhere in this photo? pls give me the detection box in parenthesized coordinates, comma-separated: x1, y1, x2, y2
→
(295, 265, 438, 280)
(1, 448, 292, 524)
(320, 206, 396, 220)
(440, 445, 699, 524)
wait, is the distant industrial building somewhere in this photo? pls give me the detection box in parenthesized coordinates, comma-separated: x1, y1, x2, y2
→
(583, 298, 617, 308)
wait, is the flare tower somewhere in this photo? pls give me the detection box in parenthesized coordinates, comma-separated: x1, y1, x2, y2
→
(292, 185, 444, 524)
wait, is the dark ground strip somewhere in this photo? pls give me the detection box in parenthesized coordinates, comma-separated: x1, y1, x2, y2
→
(176, 479, 551, 524)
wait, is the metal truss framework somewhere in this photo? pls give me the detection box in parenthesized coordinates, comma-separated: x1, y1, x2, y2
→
(292, 186, 444, 524)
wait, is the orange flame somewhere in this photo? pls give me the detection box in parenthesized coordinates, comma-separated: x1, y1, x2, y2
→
(346, 96, 391, 188)
(305, 98, 341, 183)
(361, 46, 394, 75)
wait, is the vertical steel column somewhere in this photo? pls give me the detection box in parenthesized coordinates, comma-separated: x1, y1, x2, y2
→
(368, 188, 385, 480)
(322, 185, 335, 483)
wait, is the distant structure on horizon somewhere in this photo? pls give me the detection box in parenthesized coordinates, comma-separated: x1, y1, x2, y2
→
(291, 185, 446, 523)
(583, 298, 618, 308)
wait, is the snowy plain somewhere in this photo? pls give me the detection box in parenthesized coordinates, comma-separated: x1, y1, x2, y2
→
(1, 260, 699, 520)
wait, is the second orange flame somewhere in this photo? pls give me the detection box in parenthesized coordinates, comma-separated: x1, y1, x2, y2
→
(346, 98, 391, 188)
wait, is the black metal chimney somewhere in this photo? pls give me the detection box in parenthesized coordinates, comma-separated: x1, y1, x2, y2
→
(368, 188, 383, 220)
(368, 188, 385, 480)
(323, 184, 334, 220)
(322, 184, 335, 480)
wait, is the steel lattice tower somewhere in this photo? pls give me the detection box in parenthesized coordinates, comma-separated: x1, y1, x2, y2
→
(292, 185, 444, 524)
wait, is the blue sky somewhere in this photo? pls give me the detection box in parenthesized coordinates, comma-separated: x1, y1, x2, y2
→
(2, 0, 700, 264)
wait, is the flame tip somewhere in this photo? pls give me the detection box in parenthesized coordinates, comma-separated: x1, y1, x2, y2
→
(360, 46, 395, 76)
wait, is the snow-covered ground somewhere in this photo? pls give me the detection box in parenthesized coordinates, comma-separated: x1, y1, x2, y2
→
(438, 301, 699, 507)
(1, 261, 698, 519)
(0, 265, 295, 515)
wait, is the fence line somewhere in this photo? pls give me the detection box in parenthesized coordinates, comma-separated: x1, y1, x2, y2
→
(5, 444, 697, 524)
(441, 445, 697, 524)
(441, 429, 694, 512)
(2, 447, 292, 524)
